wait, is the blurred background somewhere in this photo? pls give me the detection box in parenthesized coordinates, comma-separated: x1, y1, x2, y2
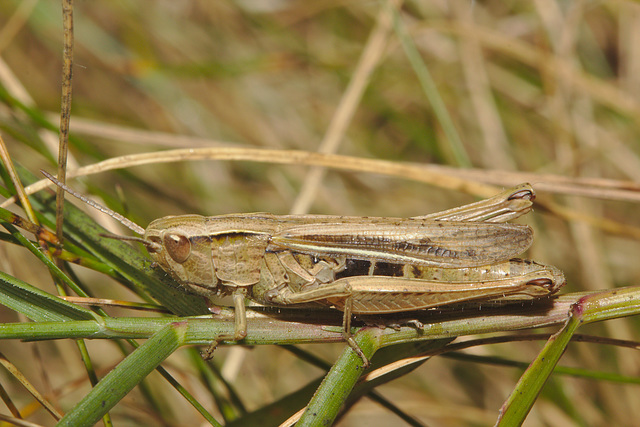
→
(0, 0, 639, 425)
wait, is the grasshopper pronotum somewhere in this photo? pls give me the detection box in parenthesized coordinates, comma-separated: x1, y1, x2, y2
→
(43, 172, 565, 365)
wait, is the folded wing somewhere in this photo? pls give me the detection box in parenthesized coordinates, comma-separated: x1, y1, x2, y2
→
(270, 220, 532, 268)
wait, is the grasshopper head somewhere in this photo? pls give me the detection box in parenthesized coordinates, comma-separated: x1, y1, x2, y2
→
(144, 215, 218, 296)
(40, 171, 219, 296)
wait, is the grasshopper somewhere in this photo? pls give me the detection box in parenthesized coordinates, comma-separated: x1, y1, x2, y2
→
(43, 172, 565, 365)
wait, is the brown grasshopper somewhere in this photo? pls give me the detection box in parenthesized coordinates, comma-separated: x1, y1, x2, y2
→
(43, 172, 565, 365)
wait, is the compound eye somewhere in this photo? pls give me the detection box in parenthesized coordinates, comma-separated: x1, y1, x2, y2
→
(163, 233, 191, 263)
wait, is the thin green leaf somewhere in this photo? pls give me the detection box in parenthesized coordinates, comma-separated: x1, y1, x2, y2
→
(1, 222, 91, 299)
(444, 352, 640, 384)
(392, 7, 471, 167)
(57, 321, 193, 427)
(0, 270, 95, 322)
(297, 329, 378, 426)
(497, 286, 640, 425)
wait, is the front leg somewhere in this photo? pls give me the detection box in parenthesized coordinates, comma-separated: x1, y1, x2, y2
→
(217, 287, 248, 342)
(202, 288, 248, 360)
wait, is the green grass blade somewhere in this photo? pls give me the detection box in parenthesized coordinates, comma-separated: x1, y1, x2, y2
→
(1, 222, 91, 299)
(57, 321, 192, 427)
(496, 316, 577, 425)
(297, 329, 378, 426)
(445, 352, 640, 384)
(497, 286, 640, 425)
(392, 7, 471, 167)
(0, 270, 95, 322)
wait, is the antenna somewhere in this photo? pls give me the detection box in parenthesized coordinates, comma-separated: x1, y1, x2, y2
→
(41, 170, 146, 236)
(99, 233, 162, 253)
